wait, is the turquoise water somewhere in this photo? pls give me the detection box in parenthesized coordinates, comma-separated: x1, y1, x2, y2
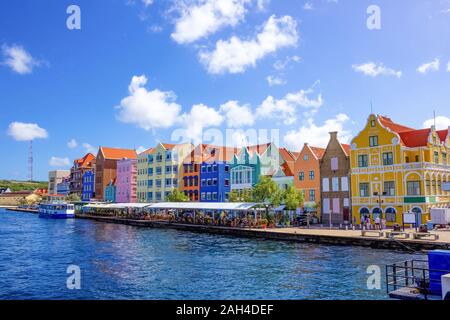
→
(0, 208, 423, 300)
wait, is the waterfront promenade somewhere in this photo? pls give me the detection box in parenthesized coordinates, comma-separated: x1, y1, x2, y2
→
(76, 214, 450, 252)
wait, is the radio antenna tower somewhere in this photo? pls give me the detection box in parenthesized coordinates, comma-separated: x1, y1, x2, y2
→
(28, 140, 33, 182)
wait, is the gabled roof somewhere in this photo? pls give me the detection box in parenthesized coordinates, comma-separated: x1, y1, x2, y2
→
(74, 153, 96, 168)
(100, 147, 137, 160)
(281, 161, 294, 176)
(279, 147, 296, 162)
(309, 146, 326, 159)
(138, 148, 154, 156)
(341, 144, 351, 156)
(161, 143, 176, 150)
(247, 143, 271, 156)
(378, 115, 415, 133)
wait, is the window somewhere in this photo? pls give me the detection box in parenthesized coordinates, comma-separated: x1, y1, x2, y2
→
(201, 193, 206, 201)
(358, 154, 368, 167)
(370, 120, 376, 127)
(165, 166, 171, 173)
(442, 153, 447, 164)
(148, 168, 153, 176)
(415, 155, 419, 162)
(148, 180, 153, 187)
(332, 198, 340, 214)
(434, 152, 439, 164)
(224, 165, 230, 172)
(322, 178, 329, 192)
(309, 189, 316, 201)
(309, 170, 315, 180)
(323, 198, 330, 214)
(213, 165, 218, 172)
(385, 207, 396, 222)
(382, 152, 393, 165)
(341, 177, 349, 192)
(299, 172, 305, 181)
(156, 179, 161, 188)
(156, 167, 162, 175)
(303, 154, 309, 161)
(407, 181, 421, 196)
(207, 193, 211, 200)
(201, 166, 206, 173)
(212, 193, 217, 200)
(331, 177, 339, 192)
(331, 157, 338, 171)
(384, 181, 395, 196)
(166, 179, 172, 186)
(359, 183, 370, 197)
(147, 192, 153, 200)
(369, 136, 378, 147)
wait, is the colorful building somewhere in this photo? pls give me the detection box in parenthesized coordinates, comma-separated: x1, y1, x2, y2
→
(272, 147, 296, 191)
(137, 142, 193, 202)
(116, 157, 137, 203)
(104, 179, 116, 203)
(200, 146, 236, 202)
(180, 144, 204, 202)
(81, 171, 95, 202)
(48, 170, 70, 195)
(230, 143, 280, 195)
(137, 148, 154, 203)
(350, 114, 450, 225)
(293, 144, 325, 218)
(69, 153, 96, 196)
(56, 176, 70, 196)
(94, 147, 137, 201)
(320, 132, 352, 225)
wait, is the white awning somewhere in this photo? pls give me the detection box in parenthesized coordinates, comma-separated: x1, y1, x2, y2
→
(146, 202, 259, 211)
(83, 203, 149, 210)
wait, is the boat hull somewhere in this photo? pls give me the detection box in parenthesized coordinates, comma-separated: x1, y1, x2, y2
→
(38, 212, 75, 219)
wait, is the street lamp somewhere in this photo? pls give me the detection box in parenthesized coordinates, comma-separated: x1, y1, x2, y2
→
(373, 191, 387, 219)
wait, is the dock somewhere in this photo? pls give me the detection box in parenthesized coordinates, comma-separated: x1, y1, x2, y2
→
(5, 207, 38, 214)
(76, 214, 450, 252)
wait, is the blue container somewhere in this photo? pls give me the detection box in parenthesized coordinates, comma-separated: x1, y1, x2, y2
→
(428, 250, 450, 295)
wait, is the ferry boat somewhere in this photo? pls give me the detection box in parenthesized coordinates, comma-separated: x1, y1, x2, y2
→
(38, 202, 75, 219)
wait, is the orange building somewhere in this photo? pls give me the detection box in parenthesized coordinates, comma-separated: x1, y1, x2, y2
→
(180, 144, 205, 201)
(95, 147, 138, 201)
(293, 143, 325, 218)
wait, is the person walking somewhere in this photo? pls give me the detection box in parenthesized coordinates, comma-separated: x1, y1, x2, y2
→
(375, 216, 381, 230)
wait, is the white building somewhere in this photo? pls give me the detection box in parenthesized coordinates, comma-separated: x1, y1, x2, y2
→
(48, 170, 70, 195)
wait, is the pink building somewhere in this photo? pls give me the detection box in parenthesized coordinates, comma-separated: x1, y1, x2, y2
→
(116, 157, 137, 203)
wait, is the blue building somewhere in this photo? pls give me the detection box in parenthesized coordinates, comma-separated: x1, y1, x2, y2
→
(81, 171, 95, 202)
(56, 177, 70, 196)
(104, 179, 116, 202)
(200, 161, 231, 202)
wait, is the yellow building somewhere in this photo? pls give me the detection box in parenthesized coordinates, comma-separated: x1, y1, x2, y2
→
(350, 114, 450, 225)
(136, 142, 193, 203)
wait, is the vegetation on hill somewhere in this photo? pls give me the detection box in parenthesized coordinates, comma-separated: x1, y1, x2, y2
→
(0, 180, 48, 192)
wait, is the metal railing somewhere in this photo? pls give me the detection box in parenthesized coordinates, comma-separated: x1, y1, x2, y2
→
(386, 259, 450, 299)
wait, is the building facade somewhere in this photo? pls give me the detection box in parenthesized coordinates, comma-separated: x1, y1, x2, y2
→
(104, 179, 116, 203)
(81, 171, 95, 202)
(56, 176, 70, 196)
(293, 144, 325, 218)
(94, 147, 137, 201)
(116, 158, 137, 203)
(137, 148, 153, 203)
(350, 114, 450, 226)
(69, 153, 96, 196)
(137, 143, 193, 202)
(48, 170, 70, 195)
(180, 144, 204, 202)
(320, 132, 352, 225)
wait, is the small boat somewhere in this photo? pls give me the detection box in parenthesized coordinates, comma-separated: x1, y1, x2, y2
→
(38, 202, 75, 219)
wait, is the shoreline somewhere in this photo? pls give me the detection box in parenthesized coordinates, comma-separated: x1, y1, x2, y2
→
(76, 214, 450, 252)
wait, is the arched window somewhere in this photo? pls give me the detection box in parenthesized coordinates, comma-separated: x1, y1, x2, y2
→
(412, 207, 422, 214)
(372, 207, 382, 220)
(360, 207, 370, 221)
(385, 207, 396, 222)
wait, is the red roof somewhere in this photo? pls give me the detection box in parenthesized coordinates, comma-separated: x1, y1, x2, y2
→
(279, 147, 295, 162)
(399, 128, 449, 147)
(100, 147, 137, 160)
(281, 162, 294, 176)
(341, 144, 351, 156)
(74, 153, 96, 168)
(309, 146, 326, 159)
(161, 143, 176, 150)
(379, 115, 415, 133)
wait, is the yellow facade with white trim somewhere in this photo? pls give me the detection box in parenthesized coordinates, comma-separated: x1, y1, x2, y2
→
(350, 114, 450, 226)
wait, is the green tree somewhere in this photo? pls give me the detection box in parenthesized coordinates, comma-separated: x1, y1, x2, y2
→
(229, 189, 254, 202)
(253, 176, 283, 215)
(283, 185, 304, 210)
(167, 189, 189, 202)
(65, 193, 81, 202)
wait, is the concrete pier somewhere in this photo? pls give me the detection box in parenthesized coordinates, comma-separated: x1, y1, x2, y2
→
(76, 214, 450, 252)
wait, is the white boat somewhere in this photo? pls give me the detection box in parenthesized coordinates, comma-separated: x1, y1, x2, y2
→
(38, 202, 75, 219)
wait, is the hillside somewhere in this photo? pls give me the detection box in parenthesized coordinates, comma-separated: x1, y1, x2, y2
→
(0, 180, 48, 192)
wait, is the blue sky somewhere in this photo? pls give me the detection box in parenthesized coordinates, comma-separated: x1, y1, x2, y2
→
(1, 0, 450, 181)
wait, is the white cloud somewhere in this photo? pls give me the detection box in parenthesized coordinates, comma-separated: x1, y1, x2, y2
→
(256, 0, 270, 11)
(67, 139, 78, 149)
(49, 157, 70, 167)
(199, 15, 298, 74)
(220, 100, 255, 128)
(273, 55, 301, 71)
(116, 75, 182, 130)
(303, 2, 314, 10)
(447, 61, 450, 72)
(417, 58, 440, 74)
(266, 75, 286, 86)
(142, 0, 153, 7)
(136, 146, 148, 154)
(82, 143, 97, 154)
(256, 84, 323, 125)
(171, 0, 251, 44)
(180, 103, 224, 143)
(284, 114, 351, 150)
(7, 122, 48, 141)
(1, 44, 41, 75)
(423, 116, 450, 130)
(352, 62, 402, 78)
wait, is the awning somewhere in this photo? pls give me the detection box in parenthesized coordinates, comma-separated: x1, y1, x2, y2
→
(146, 202, 259, 211)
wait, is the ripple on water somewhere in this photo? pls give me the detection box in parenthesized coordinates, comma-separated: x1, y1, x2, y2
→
(0, 209, 423, 300)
